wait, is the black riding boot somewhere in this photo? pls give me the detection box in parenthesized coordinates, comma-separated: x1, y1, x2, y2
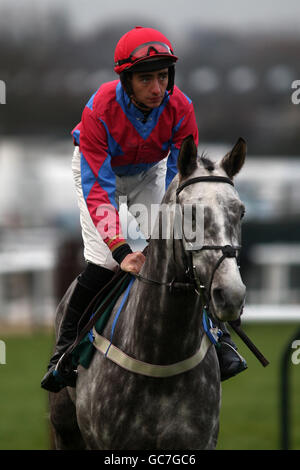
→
(217, 322, 248, 381)
(41, 264, 114, 392)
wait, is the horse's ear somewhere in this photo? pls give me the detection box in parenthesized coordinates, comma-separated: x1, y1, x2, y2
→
(221, 137, 246, 179)
(177, 135, 198, 178)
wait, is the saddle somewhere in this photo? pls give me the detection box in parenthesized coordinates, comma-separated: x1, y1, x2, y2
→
(62, 269, 133, 371)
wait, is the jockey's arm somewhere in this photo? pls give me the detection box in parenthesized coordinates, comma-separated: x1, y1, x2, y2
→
(79, 107, 134, 267)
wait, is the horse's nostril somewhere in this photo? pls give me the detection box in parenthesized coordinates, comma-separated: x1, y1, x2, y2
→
(213, 288, 226, 308)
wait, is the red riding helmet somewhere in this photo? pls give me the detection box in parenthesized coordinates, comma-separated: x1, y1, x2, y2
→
(114, 26, 178, 75)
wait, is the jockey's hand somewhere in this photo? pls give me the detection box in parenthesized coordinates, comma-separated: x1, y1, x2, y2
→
(120, 251, 146, 274)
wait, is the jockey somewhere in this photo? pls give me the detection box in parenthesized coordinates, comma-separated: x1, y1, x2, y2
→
(41, 26, 247, 392)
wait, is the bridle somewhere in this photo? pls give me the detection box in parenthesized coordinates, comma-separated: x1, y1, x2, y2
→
(135, 175, 242, 310)
(176, 176, 241, 306)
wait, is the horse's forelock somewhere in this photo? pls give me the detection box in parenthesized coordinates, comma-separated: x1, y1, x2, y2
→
(199, 153, 215, 173)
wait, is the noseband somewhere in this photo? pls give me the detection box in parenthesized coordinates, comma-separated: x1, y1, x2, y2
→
(136, 175, 241, 309)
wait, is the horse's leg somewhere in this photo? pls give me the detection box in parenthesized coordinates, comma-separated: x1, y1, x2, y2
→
(49, 388, 86, 450)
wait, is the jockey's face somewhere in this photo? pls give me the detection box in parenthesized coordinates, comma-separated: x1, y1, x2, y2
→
(130, 68, 168, 109)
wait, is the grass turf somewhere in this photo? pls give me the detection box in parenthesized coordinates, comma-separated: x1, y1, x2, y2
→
(0, 323, 299, 449)
(0, 330, 54, 450)
(218, 322, 300, 450)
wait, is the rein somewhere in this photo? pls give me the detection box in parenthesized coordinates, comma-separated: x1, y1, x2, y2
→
(91, 177, 239, 379)
(88, 175, 269, 374)
(70, 175, 269, 377)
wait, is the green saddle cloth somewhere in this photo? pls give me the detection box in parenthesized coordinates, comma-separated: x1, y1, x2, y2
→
(72, 276, 132, 369)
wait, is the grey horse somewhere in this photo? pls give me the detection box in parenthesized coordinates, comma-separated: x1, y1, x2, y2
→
(49, 135, 246, 450)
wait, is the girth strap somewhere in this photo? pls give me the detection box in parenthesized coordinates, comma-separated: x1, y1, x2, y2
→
(92, 328, 212, 378)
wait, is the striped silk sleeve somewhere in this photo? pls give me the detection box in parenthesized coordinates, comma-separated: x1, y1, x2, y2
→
(79, 106, 127, 253)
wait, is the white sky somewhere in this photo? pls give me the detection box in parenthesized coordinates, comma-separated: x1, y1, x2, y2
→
(2, 0, 300, 39)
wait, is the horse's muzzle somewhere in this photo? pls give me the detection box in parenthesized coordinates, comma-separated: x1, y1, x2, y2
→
(212, 282, 246, 322)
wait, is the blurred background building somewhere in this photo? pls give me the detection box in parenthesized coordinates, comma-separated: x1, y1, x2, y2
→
(0, 0, 300, 327)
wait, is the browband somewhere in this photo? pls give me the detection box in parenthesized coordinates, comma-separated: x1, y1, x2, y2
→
(176, 176, 234, 196)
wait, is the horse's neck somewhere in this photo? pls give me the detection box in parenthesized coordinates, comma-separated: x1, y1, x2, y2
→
(115, 239, 205, 364)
